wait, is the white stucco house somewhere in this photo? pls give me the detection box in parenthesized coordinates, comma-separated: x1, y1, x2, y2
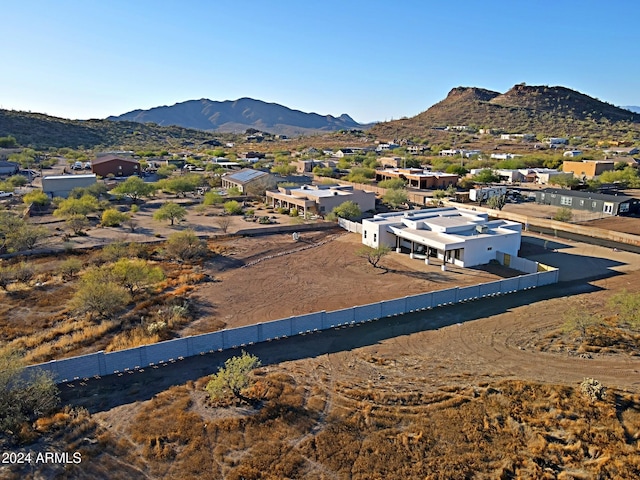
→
(361, 207, 522, 268)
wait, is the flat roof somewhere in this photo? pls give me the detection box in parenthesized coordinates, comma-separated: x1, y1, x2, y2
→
(539, 188, 634, 202)
(43, 174, 97, 180)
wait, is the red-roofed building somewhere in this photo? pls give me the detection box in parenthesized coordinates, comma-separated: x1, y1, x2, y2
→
(91, 155, 140, 177)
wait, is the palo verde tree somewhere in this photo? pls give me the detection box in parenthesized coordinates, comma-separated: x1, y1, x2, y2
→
(110, 258, 164, 294)
(111, 176, 156, 203)
(383, 188, 408, 208)
(69, 266, 131, 319)
(206, 351, 261, 402)
(153, 202, 187, 225)
(328, 201, 362, 220)
(356, 245, 391, 270)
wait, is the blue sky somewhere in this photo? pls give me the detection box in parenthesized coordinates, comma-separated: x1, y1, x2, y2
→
(3, 0, 639, 123)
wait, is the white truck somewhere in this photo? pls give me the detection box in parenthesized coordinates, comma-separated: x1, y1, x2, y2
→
(0, 191, 13, 198)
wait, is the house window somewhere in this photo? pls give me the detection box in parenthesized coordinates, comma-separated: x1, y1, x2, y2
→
(579, 199, 585, 206)
(560, 196, 572, 206)
(364, 230, 367, 239)
(487, 246, 492, 251)
(603, 202, 614, 214)
(373, 233, 377, 243)
(592, 201, 597, 208)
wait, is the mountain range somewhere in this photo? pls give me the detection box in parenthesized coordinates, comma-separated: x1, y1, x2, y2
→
(371, 84, 640, 139)
(107, 98, 369, 136)
(3, 84, 640, 149)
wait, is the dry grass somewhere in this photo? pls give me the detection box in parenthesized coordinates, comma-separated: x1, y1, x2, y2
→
(63, 373, 640, 479)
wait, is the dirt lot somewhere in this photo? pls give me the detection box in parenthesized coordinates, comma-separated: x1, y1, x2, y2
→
(4, 194, 640, 478)
(181, 232, 513, 336)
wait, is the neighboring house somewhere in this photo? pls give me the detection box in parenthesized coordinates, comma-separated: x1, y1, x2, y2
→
(361, 207, 522, 268)
(562, 160, 614, 179)
(221, 168, 274, 193)
(526, 168, 570, 185)
(0, 160, 19, 176)
(490, 153, 522, 160)
(439, 149, 463, 156)
(500, 134, 536, 141)
(479, 168, 565, 184)
(238, 151, 266, 160)
(406, 145, 428, 155)
(266, 184, 375, 217)
(375, 168, 458, 190)
(375, 142, 400, 152)
(295, 159, 336, 173)
(603, 147, 640, 157)
(91, 155, 140, 177)
(42, 174, 97, 198)
(535, 188, 639, 215)
(378, 156, 403, 168)
(547, 137, 569, 146)
(563, 150, 583, 157)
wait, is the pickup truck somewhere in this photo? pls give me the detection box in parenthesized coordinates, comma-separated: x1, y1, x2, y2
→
(0, 191, 13, 198)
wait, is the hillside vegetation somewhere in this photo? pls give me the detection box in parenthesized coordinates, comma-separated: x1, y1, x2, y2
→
(371, 84, 640, 140)
(0, 109, 228, 149)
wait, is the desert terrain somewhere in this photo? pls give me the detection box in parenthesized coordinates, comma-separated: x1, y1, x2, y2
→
(1, 223, 638, 479)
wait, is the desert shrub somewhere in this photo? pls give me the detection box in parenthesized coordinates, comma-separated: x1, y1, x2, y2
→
(164, 230, 208, 261)
(130, 204, 140, 213)
(580, 378, 606, 402)
(378, 178, 406, 189)
(276, 207, 289, 215)
(328, 201, 361, 221)
(290, 208, 299, 217)
(224, 200, 243, 215)
(70, 266, 131, 319)
(22, 191, 51, 207)
(0, 348, 60, 441)
(553, 207, 572, 222)
(206, 351, 261, 401)
(12, 261, 35, 284)
(383, 189, 408, 208)
(59, 257, 83, 280)
(66, 214, 90, 235)
(203, 191, 225, 205)
(101, 208, 129, 227)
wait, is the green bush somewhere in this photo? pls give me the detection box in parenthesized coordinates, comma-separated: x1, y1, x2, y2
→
(203, 191, 225, 205)
(101, 208, 129, 227)
(22, 191, 51, 207)
(224, 200, 243, 215)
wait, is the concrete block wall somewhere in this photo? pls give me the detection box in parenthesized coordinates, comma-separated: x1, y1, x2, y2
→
(24, 267, 559, 383)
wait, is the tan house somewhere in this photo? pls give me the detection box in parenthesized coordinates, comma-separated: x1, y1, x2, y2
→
(378, 156, 403, 168)
(375, 168, 458, 189)
(562, 160, 614, 179)
(266, 184, 375, 217)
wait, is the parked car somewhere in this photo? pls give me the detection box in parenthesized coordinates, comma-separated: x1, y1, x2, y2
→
(0, 191, 13, 198)
(72, 161, 83, 170)
(84, 162, 92, 169)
